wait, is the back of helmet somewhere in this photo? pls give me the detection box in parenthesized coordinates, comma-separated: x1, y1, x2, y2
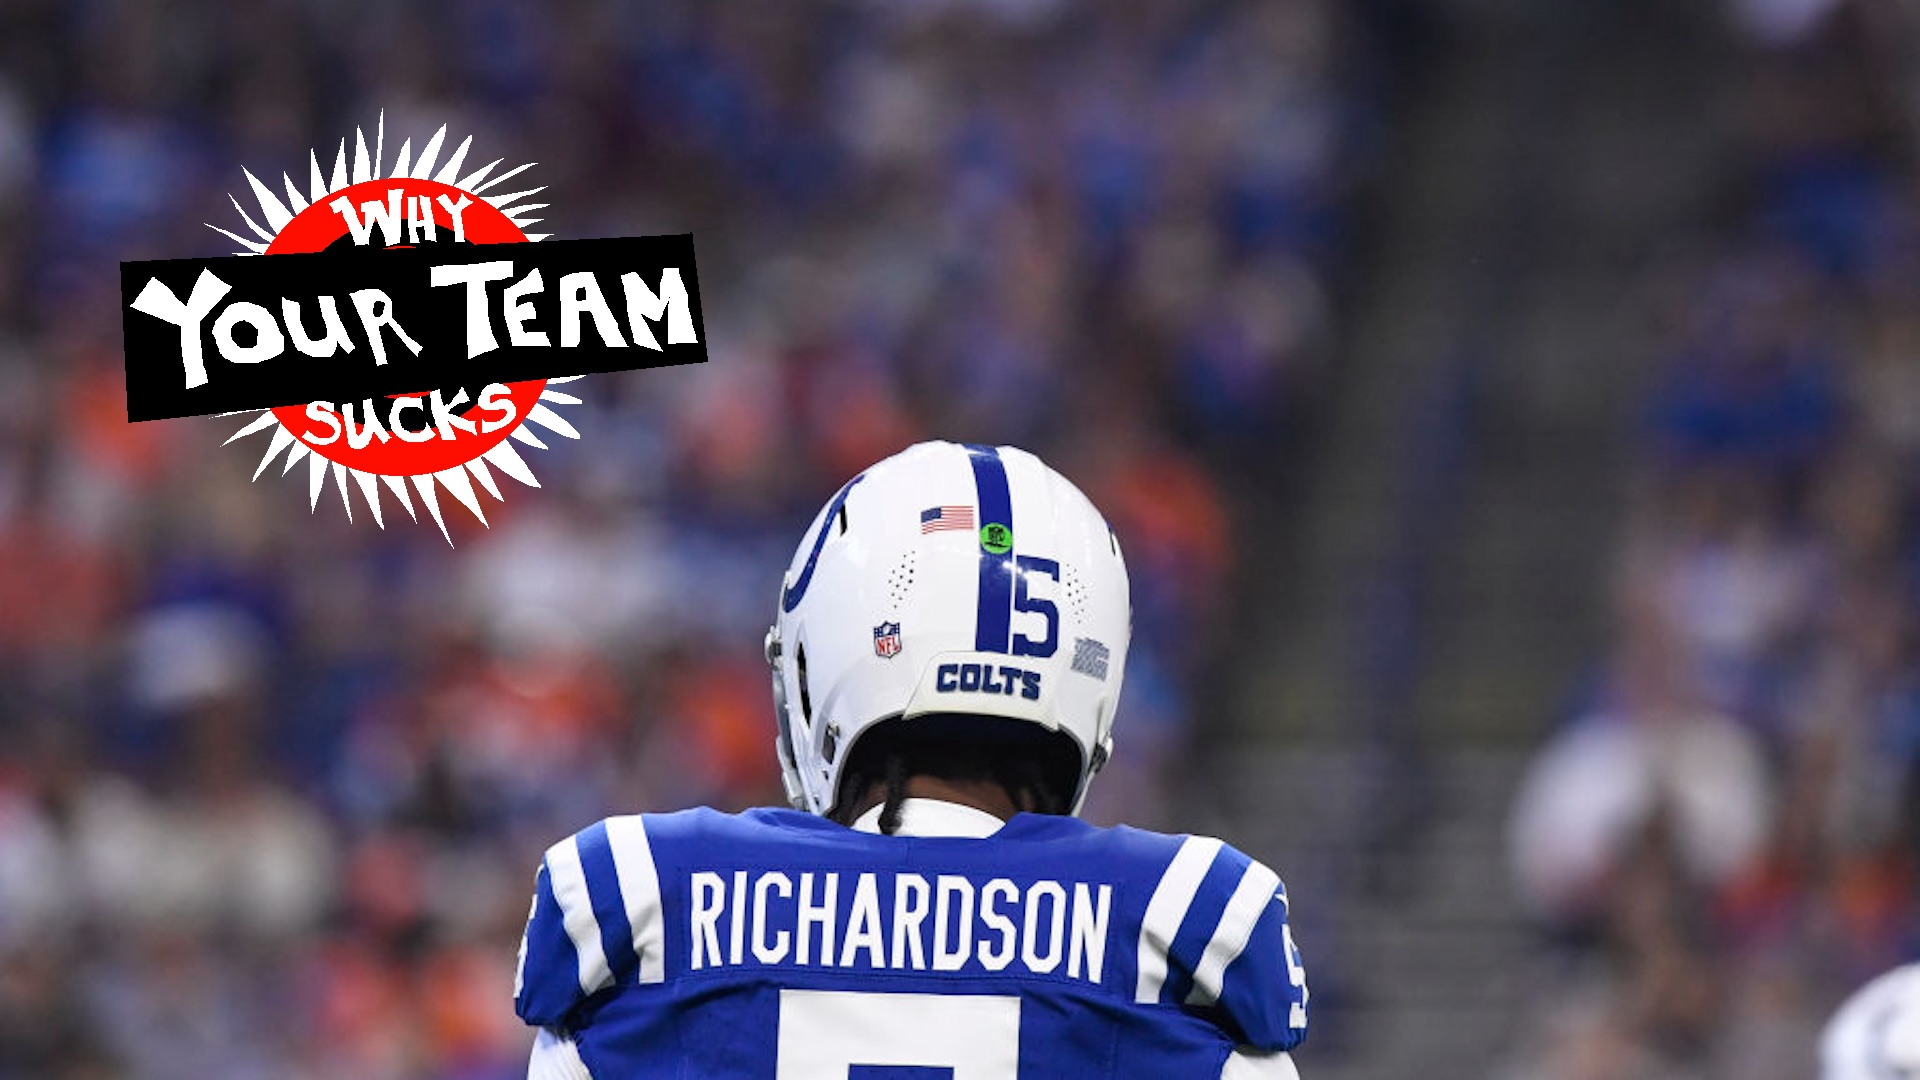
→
(768, 441, 1131, 819)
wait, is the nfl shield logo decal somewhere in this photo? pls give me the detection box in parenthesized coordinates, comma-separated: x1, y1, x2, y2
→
(873, 621, 903, 658)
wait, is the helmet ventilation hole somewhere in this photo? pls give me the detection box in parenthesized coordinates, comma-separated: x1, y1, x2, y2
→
(1063, 564, 1089, 622)
(886, 550, 918, 608)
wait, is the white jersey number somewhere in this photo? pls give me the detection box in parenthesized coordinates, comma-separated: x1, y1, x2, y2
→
(776, 989, 1021, 1079)
(1283, 924, 1308, 1031)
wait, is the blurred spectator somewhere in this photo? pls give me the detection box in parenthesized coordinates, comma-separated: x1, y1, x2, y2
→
(1509, 638, 1775, 931)
(1508, 0, 1920, 1069)
(0, 0, 1365, 1074)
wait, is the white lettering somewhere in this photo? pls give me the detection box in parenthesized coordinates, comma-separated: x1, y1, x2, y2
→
(406, 195, 436, 243)
(342, 399, 391, 449)
(301, 401, 342, 446)
(504, 269, 548, 347)
(840, 873, 885, 968)
(690, 872, 725, 971)
(329, 189, 404, 246)
(1069, 883, 1111, 982)
(558, 271, 628, 349)
(429, 260, 513, 359)
(1023, 881, 1066, 975)
(978, 879, 1018, 972)
(430, 259, 514, 357)
(436, 193, 473, 243)
(389, 396, 433, 443)
(477, 382, 519, 434)
(752, 872, 792, 964)
(729, 870, 748, 966)
(348, 289, 422, 366)
(128, 270, 232, 389)
(691, 870, 1110, 982)
(934, 875, 974, 972)
(429, 387, 478, 440)
(281, 295, 356, 358)
(211, 301, 285, 364)
(893, 873, 929, 971)
(619, 267, 698, 350)
(795, 872, 837, 967)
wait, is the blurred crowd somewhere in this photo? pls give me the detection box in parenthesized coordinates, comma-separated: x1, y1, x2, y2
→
(0, 2, 1363, 1077)
(1506, 2, 1920, 1076)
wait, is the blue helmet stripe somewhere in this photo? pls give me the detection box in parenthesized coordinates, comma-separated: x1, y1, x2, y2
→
(780, 474, 864, 613)
(966, 443, 1014, 652)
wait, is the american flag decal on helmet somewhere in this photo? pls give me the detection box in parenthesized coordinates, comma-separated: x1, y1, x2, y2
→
(920, 505, 974, 534)
(873, 621, 903, 658)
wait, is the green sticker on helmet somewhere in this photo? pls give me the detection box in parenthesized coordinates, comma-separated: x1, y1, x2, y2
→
(980, 522, 1012, 554)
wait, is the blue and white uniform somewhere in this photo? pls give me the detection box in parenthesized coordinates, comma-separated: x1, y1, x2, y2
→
(516, 800, 1308, 1078)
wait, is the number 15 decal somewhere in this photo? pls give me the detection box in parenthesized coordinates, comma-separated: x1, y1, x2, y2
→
(1011, 555, 1059, 659)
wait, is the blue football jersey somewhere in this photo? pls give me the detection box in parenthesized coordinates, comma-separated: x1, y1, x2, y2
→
(515, 807, 1309, 1078)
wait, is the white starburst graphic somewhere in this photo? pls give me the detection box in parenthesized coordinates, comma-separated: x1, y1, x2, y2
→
(209, 113, 574, 545)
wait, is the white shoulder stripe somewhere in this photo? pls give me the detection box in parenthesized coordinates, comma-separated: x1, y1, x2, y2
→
(604, 815, 665, 984)
(544, 835, 612, 996)
(1135, 835, 1224, 1003)
(1186, 861, 1282, 1006)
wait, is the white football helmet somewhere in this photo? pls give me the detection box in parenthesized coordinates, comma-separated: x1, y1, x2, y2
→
(766, 441, 1131, 818)
(1824, 963, 1920, 1080)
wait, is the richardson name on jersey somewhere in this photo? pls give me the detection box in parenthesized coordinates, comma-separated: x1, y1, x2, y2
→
(688, 870, 1113, 982)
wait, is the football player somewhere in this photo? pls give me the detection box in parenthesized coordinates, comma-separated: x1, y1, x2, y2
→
(514, 441, 1309, 1078)
(1823, 963, 1920, 1080)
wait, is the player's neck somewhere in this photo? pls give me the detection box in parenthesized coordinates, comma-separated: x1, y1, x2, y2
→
(853, 775, 1022, 823)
